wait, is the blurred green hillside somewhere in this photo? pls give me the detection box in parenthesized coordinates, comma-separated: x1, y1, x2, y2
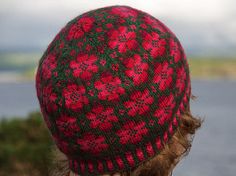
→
(189, 57, 236, 79)
(0, 112, 53, 176)
(0, 53, 40, 71)
(0, 53, 236, 80)
(0, 53, 41, 81)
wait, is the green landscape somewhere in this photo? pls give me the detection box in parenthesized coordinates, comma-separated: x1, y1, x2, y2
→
(0, 112, 53, 176)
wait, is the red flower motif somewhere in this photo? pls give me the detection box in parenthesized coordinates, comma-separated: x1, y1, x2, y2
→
(67, 17, 95, 40)
(54, 136, 77, 155)
(42, 85, 57, 113)
(110, 6, 138, 18)
(179, 85, 190, 113)
(176, 66, 187, 94)
(77, 133, 108, 154)
(118, 109, 125, 115)
(143, 53, 149, 60)
(96, 27, 103, 32)
(124, 89, 154, 116)
(59, 41, 64, 49)
(94, 73, 125, 101)
(154, 93, 175, 125)
(62, 84, 89, 111)
(116, 121, 148, 145)
(108, 26, 138, 53)
(111, 63, 119, 71)
(70, 54, 98, 80)
(153, 61, 173, 91)
(86, 105, 118, 131)
(70, 50, 76, 57)
(142, 31, 167, 59)
(56, 115, 80, 137)
(151, 85, 157, 93)
(169, 38, 182, 63)
(124, 54, 149, 86)
(106, 23, 113, 28)
(41, 53, 57, 80)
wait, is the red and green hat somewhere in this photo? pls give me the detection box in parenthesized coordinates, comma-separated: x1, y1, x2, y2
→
(35, 5, 191, 176)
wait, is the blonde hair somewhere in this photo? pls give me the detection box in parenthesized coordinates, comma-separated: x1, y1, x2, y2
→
(50, 108, 202, 176)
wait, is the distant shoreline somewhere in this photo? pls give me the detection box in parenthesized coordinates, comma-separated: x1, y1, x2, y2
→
(0, 71, 34, 83)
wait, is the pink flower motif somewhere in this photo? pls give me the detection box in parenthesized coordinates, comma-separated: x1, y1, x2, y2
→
(109, 52, 117, 59)
(88, 89, 95, 96)
(67, 17, 95, 40)
(41, 53, 57, 80)
(56, 115, 80, 137)
(108, 26, 138, 53)
(149, 119, 155, 126)
(70, 54, 98, 80)
(94, 73, 125, 101)
(96, 45, 105, 54)
(110, 6, 138, 18)
(142, 31, 167, 59)
(86, 105, 118, 131)
(124, 89, 154, 117)
(123, 54, 149, 86)
(153, 61, 173, 91)
(99, 59, 106, 66)
(116, 121, 148, 145)
(42, 85, 57, 113)
(154, 93, 175, 125)
(77, 133, 108, 154)
(62, 84, 89, 111)
(169, 38, 182, 63)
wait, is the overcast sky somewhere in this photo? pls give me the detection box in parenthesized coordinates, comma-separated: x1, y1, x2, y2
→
(0, 0, 236, 56)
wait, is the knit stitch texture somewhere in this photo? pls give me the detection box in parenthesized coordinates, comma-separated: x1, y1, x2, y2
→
(35, 5, 191, 176)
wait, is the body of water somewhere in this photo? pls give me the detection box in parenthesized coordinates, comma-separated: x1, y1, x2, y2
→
(0, 80, 236, 176)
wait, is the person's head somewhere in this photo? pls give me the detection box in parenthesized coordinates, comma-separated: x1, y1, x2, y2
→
(35, 5, 202, 176)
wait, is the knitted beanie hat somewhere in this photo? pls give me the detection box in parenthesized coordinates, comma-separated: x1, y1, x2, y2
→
(35, 5, 190, 176)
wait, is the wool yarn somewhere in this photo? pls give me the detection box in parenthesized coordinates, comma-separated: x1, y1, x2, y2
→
(35, 5, 191, 176)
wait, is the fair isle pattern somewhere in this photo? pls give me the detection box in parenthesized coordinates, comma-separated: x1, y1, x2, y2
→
(35, 5, 191, 176)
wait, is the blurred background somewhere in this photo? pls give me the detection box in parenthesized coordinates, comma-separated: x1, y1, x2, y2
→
(0, 0, 236, 175)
